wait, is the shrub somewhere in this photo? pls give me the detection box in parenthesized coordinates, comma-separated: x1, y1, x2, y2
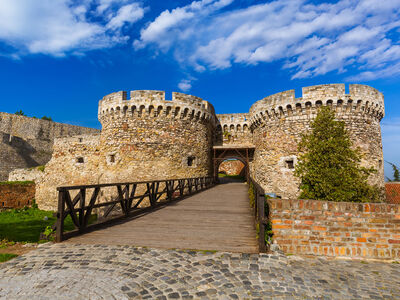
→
(294, 106, 380, 202)
(14, 110, 25, 116)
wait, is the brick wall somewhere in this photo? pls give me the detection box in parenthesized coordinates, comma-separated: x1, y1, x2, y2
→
(0, 182, 35, 208)
(386, 183, 400, 204)
(268, 198, 400, 260)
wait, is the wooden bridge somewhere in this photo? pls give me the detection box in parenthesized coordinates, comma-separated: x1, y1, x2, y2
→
(56, 176, 266, 253)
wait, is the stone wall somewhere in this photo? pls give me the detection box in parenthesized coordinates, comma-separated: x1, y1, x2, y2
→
(36, 91, 216, 210)
(0, 112, 99, 180)
(386, 183, 400, 204)
(0, 182, 35, 208)
(8, 167, 45, 182)
(268, 198, 400, 260)
(249, 84, 385, 199)
(215, 114, 253, 146)
(218, 160, 245, 176)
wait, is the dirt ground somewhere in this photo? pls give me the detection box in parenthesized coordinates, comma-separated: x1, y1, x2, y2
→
(0, 243, 38, 257)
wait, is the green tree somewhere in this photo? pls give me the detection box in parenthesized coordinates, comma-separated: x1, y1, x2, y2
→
(386, 161, 400, 182)
(14, 110, 25, 116)
(294, 106, 379, 202)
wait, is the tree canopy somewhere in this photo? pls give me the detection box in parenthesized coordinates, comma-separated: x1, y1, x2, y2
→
(294, 106, 379, 202)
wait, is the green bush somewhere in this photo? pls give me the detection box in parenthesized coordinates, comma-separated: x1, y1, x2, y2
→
(294, 106, 380, 202)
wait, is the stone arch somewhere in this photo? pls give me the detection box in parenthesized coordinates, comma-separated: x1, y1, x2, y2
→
(148, 105, 155, 117)
(215, 156, 248, 182)
(166, 106, 172, 116)
(156, 105, 163, 117)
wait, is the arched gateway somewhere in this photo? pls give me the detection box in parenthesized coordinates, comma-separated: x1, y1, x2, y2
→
(213, 146, 255, 182)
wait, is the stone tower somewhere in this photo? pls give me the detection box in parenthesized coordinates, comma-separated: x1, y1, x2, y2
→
(36, 90, 216, 210)
(249, 84, 385, 198)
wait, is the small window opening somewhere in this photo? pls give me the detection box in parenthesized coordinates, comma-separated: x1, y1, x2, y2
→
(187, 156, 195, 166)
(286, 159, 294, 169)
(110, 154, 115, 163)
(77, 157, 84, 163)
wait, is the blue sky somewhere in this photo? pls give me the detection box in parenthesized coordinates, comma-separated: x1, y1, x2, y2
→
(0, 0, 399, 178)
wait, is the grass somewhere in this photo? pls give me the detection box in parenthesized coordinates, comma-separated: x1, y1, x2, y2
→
(0, 253, 18, 262)
(218, 173, 245, 180)
(0, 207, 97, 243)
(0, 181, 34, 186)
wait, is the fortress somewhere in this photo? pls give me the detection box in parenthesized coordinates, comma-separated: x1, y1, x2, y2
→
(7, 84, 383, 210)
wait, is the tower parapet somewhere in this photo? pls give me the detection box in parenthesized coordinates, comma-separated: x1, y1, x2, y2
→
(98, 90, 216, 125)
(249, 84, 384, 127)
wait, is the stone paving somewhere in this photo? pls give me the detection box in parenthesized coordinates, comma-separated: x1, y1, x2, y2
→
(0, 243, 399, 299)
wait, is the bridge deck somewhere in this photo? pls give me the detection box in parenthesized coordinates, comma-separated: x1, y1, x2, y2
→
(67, 180, 258, 253)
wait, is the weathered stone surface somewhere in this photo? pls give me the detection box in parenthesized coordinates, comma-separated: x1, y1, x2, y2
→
(219, 160, 245, 176)
(8, 167, 44, 182)
(0, 112, 99, 181)
(36, 91, 216, 210)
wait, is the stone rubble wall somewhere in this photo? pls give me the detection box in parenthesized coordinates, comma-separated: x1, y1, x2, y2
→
(218, 160, 245, 176)
(0, 182, 35, 209)
(249, 84, 385, 199)
(0, 112, 99, 181)
(8, 167, 45, 182)
(215, 113, 253, 146)
(268, 198, 400, 260)
(36, 90, 216, 210)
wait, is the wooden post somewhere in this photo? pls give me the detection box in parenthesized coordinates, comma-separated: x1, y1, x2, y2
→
(79, 189, 85, 231)
(56, 190, 65, 242)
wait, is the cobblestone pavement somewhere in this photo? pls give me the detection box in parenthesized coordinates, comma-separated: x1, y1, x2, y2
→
(0, 243, 399, 299)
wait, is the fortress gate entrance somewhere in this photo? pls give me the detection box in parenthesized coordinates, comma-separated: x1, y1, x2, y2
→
(213, 146, 255, 182)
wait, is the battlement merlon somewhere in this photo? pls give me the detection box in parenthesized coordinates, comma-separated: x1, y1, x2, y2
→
(249, 84, 385, 119)
(98, 90, 217, 124)
(216, 113, 250, 123)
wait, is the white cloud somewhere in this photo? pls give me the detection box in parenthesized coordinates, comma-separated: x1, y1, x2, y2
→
(106, 3, 145, 30)
(0, 0, 145, 57)
(178, 79, 192, 92)
(135, 0, 400, 80)
(133, 0, 234, 50)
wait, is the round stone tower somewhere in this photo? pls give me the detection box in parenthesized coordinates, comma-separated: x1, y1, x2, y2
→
(97, 90, 216, 182)
(249, 84, 385, 198)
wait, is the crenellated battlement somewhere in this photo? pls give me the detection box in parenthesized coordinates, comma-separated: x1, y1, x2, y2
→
(249, 84, 385, 127)
(216, 113, 250, 133)
(98, 90, 216, 125)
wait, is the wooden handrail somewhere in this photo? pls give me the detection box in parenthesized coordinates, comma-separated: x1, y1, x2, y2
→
(55, 176, 215, 242)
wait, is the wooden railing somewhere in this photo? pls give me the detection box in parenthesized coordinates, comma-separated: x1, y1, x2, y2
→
(56, 176, 215, 242)
(248, 177, 269, 253)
